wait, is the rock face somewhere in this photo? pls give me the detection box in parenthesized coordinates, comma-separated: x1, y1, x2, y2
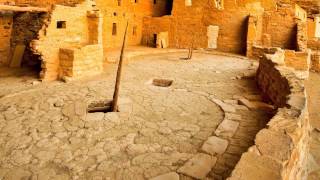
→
(294, 0, 320, 15)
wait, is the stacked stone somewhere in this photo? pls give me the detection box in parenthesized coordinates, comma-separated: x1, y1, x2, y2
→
(228, 49, 310, 180)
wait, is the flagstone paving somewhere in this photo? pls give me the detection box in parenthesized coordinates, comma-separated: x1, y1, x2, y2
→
(0, 52, 272, 180)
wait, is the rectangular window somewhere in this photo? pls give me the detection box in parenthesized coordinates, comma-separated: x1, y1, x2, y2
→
(57, 21, 66, 29)
(153, 0, 156, 4)
(112, 23, 117, 36)
(117, 0, 121, 6)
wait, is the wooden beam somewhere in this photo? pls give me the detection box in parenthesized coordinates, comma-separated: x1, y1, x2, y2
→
(0, 5, 48, 13)
(111, 21, 129, 112)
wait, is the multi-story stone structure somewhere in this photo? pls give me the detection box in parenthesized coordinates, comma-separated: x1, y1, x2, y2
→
(0, 0, 318, 80)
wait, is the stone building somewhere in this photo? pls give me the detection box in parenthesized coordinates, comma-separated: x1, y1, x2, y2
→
(0, 0, 319, 180)
(0, 0, 319, 79)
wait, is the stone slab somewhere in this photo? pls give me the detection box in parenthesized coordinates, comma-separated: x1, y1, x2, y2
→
(215, 119, 239, 138)
(10, 45, 25, 68)
(211, 98, 236, 113)
(149, 172, 179, 180)
(225, 113, 242, 121)
(177, 153, 217, 179)
(201, 136, 229, 155)
(238, 98, 275, 112)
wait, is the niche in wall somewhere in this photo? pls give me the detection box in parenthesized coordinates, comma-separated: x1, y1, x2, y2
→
(57, 21, 66, 29)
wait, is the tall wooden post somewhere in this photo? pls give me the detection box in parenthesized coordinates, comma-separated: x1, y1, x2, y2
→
(112, 21, 129, 112)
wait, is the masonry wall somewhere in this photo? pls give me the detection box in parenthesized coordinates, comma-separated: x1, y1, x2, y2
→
(0, 12, 13, 65)
(95, 0, 172, 52)
(262, 7, 297, 50)
(31, 2, 93, 80)
(228, 49, 310, 180)
(284, 50, 310, 71)
(59, 44, 103, 78)
(10, 12, 47, 67)
(142, 0, 267, 54)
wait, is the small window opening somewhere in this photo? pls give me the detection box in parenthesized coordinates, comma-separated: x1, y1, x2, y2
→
(153, 0, 156, 4)
(112, 23, 117, 36)
(117, 0, 121, 6)
(57, 21, 66, 29)
(113, 12, 117, 16)
(135, 0, 138, 3)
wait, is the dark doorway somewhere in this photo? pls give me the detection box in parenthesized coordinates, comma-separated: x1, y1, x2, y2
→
(153, 34, 157, 47)
(164, 0, 173, 16)
(239, 16, 249, 55)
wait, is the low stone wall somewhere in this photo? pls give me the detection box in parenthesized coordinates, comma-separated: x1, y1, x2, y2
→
(249, 45, 278, 60)
(228, 50, 310, 180)
(59, 44, 103, 80)
(311, 51, 320, 72)
(284, 50, 311, 71)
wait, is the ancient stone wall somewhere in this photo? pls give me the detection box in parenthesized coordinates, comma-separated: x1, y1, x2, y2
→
(284, 49, 311, 71)
(262, 7, 297, 50)
(0, 12, 13, 65)
(311, 51, 320, 72)
(95, 0, 173, 51)
(143, 0, 266, 54)
(59, 44, 103, 79)
(31, 1, 96, 80)
(10, 12, 47, 67)
(228, 49, 310, 180)
(141, 16, 172, 47)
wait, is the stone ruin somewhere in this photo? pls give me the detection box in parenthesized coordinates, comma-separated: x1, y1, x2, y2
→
(0, 0, 319, 180)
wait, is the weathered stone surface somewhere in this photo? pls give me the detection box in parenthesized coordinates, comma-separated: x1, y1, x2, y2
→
(255, 129, 292, 162)
(228, 152, 283, 180)
(201, 136, 228, 155)
(178, 153, 217, 179)
(149, 172, 179, 180)
(215, 119, 239, 138)
(211, 98, 236, 113)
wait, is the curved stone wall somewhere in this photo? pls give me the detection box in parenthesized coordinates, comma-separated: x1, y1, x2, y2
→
(228, 49, 311, 180)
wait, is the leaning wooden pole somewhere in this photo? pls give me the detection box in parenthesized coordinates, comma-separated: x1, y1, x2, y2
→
(112, 21, 129, 112)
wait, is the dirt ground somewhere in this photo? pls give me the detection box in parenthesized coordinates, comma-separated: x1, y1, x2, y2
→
(0, 52, 271, 180)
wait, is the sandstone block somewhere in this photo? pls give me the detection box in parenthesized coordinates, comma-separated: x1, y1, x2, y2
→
(255, 129, 292, 162)
(149, 172, 179, 180)
(238, 98, 275, 112)
(228, 152, 283, 180)
(215, 119, 239, 138)
(177, 153, 217, 179)
(211, 98, 236, 113)
(201, 136, 229, 155)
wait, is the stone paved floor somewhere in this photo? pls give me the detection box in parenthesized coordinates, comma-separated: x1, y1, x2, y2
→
(0, 52, 270, 180)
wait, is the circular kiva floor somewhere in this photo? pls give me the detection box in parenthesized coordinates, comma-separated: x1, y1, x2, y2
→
(0, 52, 272, 180)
